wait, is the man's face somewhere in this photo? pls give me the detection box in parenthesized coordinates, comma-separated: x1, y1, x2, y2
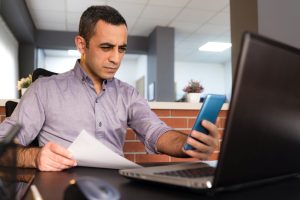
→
(81, 20, 127, 82)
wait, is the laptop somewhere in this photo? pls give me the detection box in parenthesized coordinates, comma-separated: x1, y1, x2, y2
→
(0, 124, 35, 200)
(119, 32, 300, 193)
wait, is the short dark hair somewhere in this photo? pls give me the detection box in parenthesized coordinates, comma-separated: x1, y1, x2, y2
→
(79, 5, 127, 47)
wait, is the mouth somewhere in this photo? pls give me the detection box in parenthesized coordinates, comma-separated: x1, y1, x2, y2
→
(104, 67, 117, 73)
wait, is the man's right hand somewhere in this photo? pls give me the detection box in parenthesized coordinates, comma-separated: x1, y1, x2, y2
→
(35, 142, 77, 171)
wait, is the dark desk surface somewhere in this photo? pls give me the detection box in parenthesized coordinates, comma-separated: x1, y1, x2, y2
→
(25, 166, 300, 200)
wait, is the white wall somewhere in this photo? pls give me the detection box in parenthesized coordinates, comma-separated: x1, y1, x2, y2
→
(175, 61, 228, 100)
(115, 59, 137, 87)
(0, 16, 19, 99)
(135, 55, 147, 97)
(44, 56, 77, 73)
(116, 55, 147, 90)
(37, 49, 45, 68)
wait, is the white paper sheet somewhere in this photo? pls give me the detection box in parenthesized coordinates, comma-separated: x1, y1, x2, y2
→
(68, 130, 141, 169)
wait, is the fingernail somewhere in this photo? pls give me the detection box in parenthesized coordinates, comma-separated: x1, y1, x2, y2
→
(73, 161, 77, 167)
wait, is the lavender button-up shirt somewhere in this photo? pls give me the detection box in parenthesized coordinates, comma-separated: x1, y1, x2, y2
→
(0, 61, 172, 156)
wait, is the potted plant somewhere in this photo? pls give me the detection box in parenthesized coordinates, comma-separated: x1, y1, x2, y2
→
(17, 74, 32, 95)
(183, 79, 204, 103)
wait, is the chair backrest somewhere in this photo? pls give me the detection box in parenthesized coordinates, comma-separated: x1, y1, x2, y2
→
(5, 101, 18, 117)
(5, 68, 57, 146)
(32, 68, 58, 82)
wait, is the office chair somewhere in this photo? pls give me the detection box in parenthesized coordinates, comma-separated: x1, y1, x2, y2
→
(32, 68, 58, 82)
(5, 101, 18, 117)
(5, 68, 57, 146)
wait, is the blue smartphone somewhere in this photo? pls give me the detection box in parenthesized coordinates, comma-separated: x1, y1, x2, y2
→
(183, 94, 226, 150)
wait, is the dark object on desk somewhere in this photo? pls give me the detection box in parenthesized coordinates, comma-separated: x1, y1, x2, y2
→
(64, 176, 120, 200)
(120, 32, 300, 193)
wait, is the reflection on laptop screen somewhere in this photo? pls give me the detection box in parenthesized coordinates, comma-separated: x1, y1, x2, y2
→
(0, 124, 35, 200)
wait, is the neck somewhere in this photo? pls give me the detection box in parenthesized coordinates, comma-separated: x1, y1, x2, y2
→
(93, 81, 102, 94)
(79, 60, 103, 94)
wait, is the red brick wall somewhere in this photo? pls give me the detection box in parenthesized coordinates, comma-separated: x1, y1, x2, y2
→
(0, 106, 5, 123)
(0, 105, 227, 163)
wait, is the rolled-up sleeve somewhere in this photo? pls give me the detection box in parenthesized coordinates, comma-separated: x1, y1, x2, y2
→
(127, 90, 173, 154)
(0, 80, 45, 145)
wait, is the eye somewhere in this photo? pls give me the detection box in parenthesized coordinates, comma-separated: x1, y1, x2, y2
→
(118, 47, 127, 53)
(99, 44, 113, 51)
(100, 47, 112, 51)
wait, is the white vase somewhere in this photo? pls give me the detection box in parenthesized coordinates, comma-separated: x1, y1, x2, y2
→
(21, 88, 27, 96)
(186, 93, 201, 103)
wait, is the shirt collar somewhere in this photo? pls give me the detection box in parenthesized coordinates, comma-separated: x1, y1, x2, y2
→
(74, 59, 88, 82)
(73, 59, 114, 90)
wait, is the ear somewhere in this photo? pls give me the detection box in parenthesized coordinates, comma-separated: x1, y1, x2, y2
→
(75, 36, 86, 54)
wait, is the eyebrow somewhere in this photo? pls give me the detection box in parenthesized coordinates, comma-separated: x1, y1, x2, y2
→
(99, 43, 127, 48)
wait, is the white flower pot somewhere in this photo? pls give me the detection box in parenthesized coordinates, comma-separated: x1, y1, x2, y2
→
(186, 93, 201, 103)
(21, 88, 27, 96)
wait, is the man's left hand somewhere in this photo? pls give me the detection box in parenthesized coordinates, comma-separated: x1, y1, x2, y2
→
(182, 120, 219, 160)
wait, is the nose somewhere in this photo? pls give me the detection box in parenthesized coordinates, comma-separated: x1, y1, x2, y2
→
(108, 48, 121, 65)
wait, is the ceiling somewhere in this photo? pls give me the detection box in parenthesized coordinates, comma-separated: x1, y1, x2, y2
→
(25, 0, 231, 64)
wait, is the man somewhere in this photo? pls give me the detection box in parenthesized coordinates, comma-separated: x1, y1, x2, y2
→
(0, 6, 219, 171)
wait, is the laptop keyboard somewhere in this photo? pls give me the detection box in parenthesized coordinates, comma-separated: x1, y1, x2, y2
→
(154, 167, 215, 178)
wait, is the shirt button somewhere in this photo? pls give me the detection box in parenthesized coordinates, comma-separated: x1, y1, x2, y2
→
(99, 122, 102, 127)
(96, 99, 98, 103)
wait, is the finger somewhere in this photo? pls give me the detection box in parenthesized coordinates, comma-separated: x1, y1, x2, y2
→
(190, 130, 215, 147)
(202, 120, 219, 138)
(183, 149, 210, 160)
(46, 156, 73, 171)
(39, 164, 67, 172)
(37, 155, 67, 172)
(48, 142, 73, 159)
(39, 161, 65, 171)
(37, 151, 75, 171)
(48, 152, 77, 168)
(186, 136, 214, 154)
